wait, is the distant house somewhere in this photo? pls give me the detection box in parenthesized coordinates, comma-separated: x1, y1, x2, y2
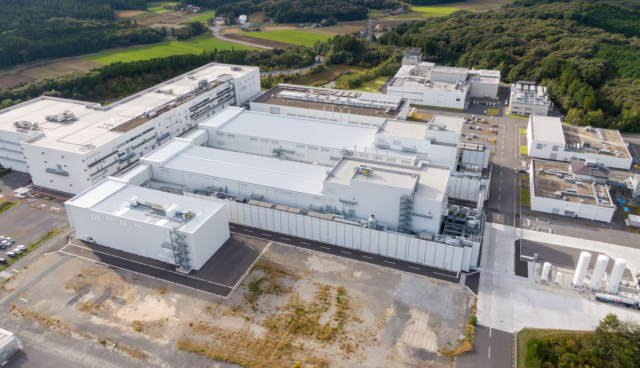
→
(359, 28, 368, 37)
(241, 23, 259, 31)
(239, 15, 248, 25)
(375, 24, 386, 32)
(320, 19, 327, 25)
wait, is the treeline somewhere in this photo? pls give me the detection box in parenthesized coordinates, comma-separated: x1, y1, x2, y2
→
(0, 47, 316, 108)
(315, 34, 399, 67)
(403, 0, 464, 4)
(525, 314, 640, 368)
(216, 0, 398, 24)
(0, 0, 161, 68)
(379, 1, 640, 132)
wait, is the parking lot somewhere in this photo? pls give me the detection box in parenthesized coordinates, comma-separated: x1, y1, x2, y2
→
(60, 233, 269, 297)
(0, 171, 31, 199)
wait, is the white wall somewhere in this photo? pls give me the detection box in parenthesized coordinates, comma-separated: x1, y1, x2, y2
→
(249, 102, 393, 127)
(448, 175, 489, 202)
(188, 192, 473, 272)
(469, 82, 499, 99)
(387, 84, 467, 109)
(461, 149, 490, 169)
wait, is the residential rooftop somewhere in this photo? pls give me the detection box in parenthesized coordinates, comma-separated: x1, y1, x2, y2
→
(532, 160, 611, 206)
(252, 84, 407, 120)
(0, 63, 258, 153)
(67, 177, 224, 233)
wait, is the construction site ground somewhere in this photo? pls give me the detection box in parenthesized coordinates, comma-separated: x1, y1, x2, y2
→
(1, 241, 475, 368)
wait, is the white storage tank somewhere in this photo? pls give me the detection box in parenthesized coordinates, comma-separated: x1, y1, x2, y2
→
(555, 272, 563, 285)
(573, 251, 592, 287)
(541, 262, 551, 282)
(606, 258, 628, 293)
(590, 254, 609, 291)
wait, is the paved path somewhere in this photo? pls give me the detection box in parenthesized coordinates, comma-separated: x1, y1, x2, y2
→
(456, 325, 513, 368)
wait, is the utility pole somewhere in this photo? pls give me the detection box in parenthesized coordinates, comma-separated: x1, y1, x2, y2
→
(165, 9, 175, 40)
(367, 18, 372, 45)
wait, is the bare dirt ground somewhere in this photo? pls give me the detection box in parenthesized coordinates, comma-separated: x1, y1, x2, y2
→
(0, 59, 102, 89)
(136, 11, 195, 26)
(225, 34, 296, 49)
(258, 25, 298, 32)
(114, 10, 146, 19)
(2, 242, 475, 368)
(299, 25, 363, 36)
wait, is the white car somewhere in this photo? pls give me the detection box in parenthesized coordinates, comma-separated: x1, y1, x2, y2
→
(16, 245, 27, 252)
(12, 247, 22, 254)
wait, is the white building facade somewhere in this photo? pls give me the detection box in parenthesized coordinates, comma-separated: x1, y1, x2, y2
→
(0, 63, 260, 194)
(527, 115, 632, 169)
(65, 177, 230, 272)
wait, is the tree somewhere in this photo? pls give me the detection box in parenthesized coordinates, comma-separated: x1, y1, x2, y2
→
(583, 94, 597, 111)
(19, 50, 30, 64)
(226, 11, 235, 25)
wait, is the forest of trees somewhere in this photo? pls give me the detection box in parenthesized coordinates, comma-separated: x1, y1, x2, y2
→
(525, 314, 640, 368)
(216, 0, 398, 24)
(0, 46, 316, 109)
(376, 0, 640, 132)
(0, 0, 164, 68)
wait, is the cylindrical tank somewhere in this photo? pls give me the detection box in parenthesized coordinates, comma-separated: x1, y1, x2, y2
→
(367, 215, 378, 230)
(590, 254, 609, 291)
(541, 262, 551, 282)
(573, 251, 592, 287)
(555, 272, 563, 285)
(606, 258, 628, 293)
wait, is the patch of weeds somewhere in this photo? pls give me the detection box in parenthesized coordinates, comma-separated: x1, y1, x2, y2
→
(100, 337, 146, 359)
(439, 296, 477, 358)
(78, 302, 101, 315)
(132, 320, 145, 332)
(156, 286, 170, 295)
(244, 261, 296, 310)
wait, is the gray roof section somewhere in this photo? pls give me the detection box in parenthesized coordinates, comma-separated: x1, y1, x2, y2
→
(529, 115, 566, 144)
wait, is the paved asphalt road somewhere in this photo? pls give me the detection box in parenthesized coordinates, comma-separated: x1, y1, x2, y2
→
(457, 325, 513, 368)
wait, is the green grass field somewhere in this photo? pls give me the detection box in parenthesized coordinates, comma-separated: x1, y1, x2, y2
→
(334, 75, 388, 93)
(410, 6, 464, 17)
(241, 30, 331, 47)
(186, 10, 216, 23)
(82, 36, 256, 65)
(520, 188, 531, 207)
(147, 1, 180, 13)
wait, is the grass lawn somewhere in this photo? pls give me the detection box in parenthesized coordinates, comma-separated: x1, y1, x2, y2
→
(411, 6, 464, 17)
(333, 75, 388, 93)
(147, 1, 181, 13)
(520, 188, 531, 207)
(185, 10, 216, 23)
(0, 200, 17, 216)
(83, 36, 255, 65)
(507, 114, 530, 120)
(241, 30, 331, 47)
(519, 128, 527, 135)
(517, 329, 581, 368)
(487, 108, 499, 116)
(290, 65, 365, 86)
(520, 145, 528, 154)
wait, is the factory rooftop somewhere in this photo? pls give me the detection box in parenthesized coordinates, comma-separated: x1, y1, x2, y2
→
(252, 84, 407, 119)
(326, 157, 449, 200)
(529, 115, 566, 144)
(390, 62, 500, 90)
(67, 177, 223, 233)
(200, 107, 379, 150)
(562, 125, 629, 158)
(532, 160, 611, 206)
(510, 81, 551, 106)
(0, 63, 258, 152)
(379, 115, 463, 138)
(143, 139, 329, 196)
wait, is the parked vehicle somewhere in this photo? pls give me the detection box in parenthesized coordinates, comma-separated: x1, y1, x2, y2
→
(595, 293, 640, 310)
(11, 248, 22, 254)
(0, 328, 23, 366)
(16, 245, 26, 252)
(0, 258, 6, 264)
(6, 252, 16, 258)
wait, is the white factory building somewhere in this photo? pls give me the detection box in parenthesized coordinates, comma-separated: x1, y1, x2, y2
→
(387, 48, 501, 109)
(250, 84, 410, 126)
(529, 160, 616, 222)
(131, 137, 452, 235)
(526, 115, 632, 169)
(198, 107, 464, 169)
(65, 177, 230, 273)
(0, 63, 260, 194)
(508, 81, 553, 116)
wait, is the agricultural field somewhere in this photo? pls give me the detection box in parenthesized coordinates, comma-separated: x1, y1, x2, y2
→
(114, 10, 146, 19)
(410, 6, 464, 17)
(185, 10, 216, 23)
(240, 30, 331, 47)
(82, 36, 256, 65)
(301, 24, 363, 37)
(433, 0, 513, 11)
(0, 59, 103, 89)
(146, 1, 181, 13)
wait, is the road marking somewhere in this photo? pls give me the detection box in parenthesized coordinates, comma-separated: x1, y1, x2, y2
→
(318, 245, 330, 249)
(341, 251, 352, 255)
(497, 204, 500, 210)
(28, 253, 38, 260)
(434, 272, 458, 278)
(10, 269, 19, 273)
(408, 266, 421, 270)
(499, 195, 501, 201)
(300, 242, 311, 246)
(229, 226, 235, 229)
(384, 260, 396, 265)
(490, 327, 492, 337)
(280, 237, 291, 241)
(244, 229, 253, 233)
(261, 233, 272, 237)
(488, 347, 491, 359)
(362, 255, 373, 259)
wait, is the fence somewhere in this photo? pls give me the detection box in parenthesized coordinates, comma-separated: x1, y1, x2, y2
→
(186, 192, 478, 272)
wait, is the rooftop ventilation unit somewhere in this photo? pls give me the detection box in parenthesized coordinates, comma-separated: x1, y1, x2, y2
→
(46, 110, 77, 123)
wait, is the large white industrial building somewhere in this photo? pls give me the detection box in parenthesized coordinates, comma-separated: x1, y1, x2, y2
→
(529, 160, 616, 222)
(387, 48, 501, 109)
(0, 63, 260, 195)
(250, 84, 410, 126)
(508, 81, 553, 116)
(132, 138, 451, 235)
(65, 177, 230, 273)
(526, 115, 632, 169)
